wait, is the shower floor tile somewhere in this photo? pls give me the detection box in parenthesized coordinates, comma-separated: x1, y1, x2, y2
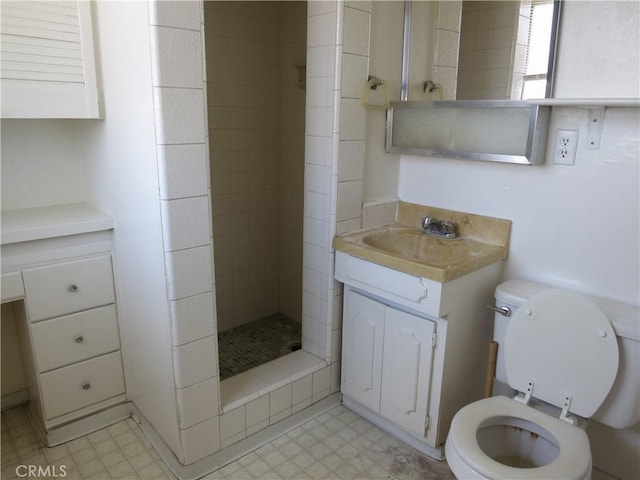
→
(218, 313, 301, 381)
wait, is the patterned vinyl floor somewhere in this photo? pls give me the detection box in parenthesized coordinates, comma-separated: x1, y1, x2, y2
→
(218, 314, 302, 381)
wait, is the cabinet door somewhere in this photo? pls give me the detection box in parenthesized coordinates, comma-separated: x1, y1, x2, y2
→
(380, 308, 435, 437)
(341, 289, 385, 413)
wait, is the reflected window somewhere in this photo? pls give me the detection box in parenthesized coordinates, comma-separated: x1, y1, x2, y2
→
(522, 0, 554, 99)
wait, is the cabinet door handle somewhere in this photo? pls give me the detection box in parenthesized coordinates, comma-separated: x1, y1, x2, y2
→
(82, 382, 91, 390)
(68, 284, 78, 292)
(74, 335, 84, 343)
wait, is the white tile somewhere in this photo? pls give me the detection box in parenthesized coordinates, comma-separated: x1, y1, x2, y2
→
(270, 408, 292, 425)
(170, 292, 215, 346)
(151, 26, 203, 88)
(308, 12, 337, 48)
(219, 381, 248, 411)
(292, 375, 312, 405)
(220, 406, 246, 441)
(180, 416, 221, 464)
(337, 180, 363, 221)
(303, 190, 325, 221)
(149, 0, 202, 30)
(312, 366, 331, 396)
(336, 218, 361, 234)
(339, 98, 366, 141)
(308, 1, 336, 16)
(157, 144, 208, 200)
(269, 385, 292, 416)
(176, 378, 220, 429)
(161, 196, 210, 251)
(343, 7, 370, 56)
(246, 418, 269, 436)
(341, 54, 369, 99)
(166, 245, 213, 300)
(221, 430, 246, 449)
(437, 1, 463, 31)
(252, 363, 290, 392)
(292, 397, 312, 415)
(307, 45, 335, 79)
(173, 335, 217, 388)
(338, 141, 365, 181)
(153, 87, 205, 145)
(226, 371, 269, 397)
(245, 395, 269, 429)
(345, 1, 371, 13)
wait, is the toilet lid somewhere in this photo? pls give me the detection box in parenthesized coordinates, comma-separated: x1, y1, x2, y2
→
(505, 289, 619, 418)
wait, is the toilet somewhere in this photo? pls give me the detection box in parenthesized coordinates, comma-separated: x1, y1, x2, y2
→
(445, 280, 640, 480)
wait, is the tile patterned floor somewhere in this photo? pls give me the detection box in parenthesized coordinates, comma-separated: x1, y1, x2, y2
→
(218, 314, 302, 381)
(1, 404, 455, 480)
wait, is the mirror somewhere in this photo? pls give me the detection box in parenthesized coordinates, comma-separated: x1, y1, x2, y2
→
(404, 0, 561, 101)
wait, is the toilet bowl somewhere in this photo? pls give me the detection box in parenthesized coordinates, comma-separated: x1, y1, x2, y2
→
(444, 285, 632, 480)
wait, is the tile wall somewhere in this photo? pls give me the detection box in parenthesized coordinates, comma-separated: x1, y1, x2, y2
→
(432, 1, 463, 100)
(205, 2, 307, 332)
(147, 0, 359, 466)
(457, 0, 527, 100)
(148, 0, 220, 465)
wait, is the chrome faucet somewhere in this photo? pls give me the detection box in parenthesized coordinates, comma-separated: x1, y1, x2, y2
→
(421, 216, 457, 239)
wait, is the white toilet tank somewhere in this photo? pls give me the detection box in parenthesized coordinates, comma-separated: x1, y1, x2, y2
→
(492, 280, 640, 429)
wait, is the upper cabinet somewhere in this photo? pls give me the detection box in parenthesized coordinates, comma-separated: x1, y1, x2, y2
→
(1, 1, 101, 119)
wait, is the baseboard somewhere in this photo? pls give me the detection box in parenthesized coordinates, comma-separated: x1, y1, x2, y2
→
(1, 389, 29, 411)
(133, 393, 342, 480)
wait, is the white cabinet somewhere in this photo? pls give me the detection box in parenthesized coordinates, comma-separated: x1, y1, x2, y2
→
(16, 254, 126, 431)
(1, 205, 126, 445)
(380, 307, 435, 437)
(335, 250, 503, 459)
(341, 291, 385, 413)
(0, 1, 101, 118)
(342, 289, 435, 438)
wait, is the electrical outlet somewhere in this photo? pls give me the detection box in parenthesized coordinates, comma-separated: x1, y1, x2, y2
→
(553, 129, 579, 165)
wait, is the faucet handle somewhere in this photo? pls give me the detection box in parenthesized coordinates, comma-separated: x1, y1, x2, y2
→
(441, 220, 455, 235)
(421, 216, 434, 229)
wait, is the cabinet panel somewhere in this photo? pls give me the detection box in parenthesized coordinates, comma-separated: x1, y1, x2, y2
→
(31, 305, 120, 372)
(380, 308, 435, 437)
(39, 351, 125, 420)
(342, 290, 385, 413)
(22, 255, 115, 322)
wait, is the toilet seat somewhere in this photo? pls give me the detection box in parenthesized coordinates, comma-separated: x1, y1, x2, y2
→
(447, 396, 591, 479)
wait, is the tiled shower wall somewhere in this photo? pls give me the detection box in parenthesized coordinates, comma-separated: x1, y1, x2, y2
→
(206, 2, 306, 332)
(457, 0, 528, 100)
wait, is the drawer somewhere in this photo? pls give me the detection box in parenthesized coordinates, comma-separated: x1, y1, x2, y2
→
(22, 255, 115, 322)
(39, 351, 125, 420)
(1, 271, 24, 302)
(31, 305, 120, 372)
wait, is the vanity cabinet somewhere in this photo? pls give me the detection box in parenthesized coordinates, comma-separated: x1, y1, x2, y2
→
(342, 289, 435, 438)
(1, 204, 127, 445)
(335, 249, 503, 459)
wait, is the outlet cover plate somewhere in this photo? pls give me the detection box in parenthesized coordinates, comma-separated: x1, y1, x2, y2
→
(553, 129, 579, 166)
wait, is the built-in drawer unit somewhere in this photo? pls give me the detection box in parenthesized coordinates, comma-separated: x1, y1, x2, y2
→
(1, 203, 125, 444)
(22, 255, 115, 322)
(39, 351, 125, 419)
(30, 305, 120, 373)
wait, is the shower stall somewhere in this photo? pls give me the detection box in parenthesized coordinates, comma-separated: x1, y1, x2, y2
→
(204, 1, 307, 380)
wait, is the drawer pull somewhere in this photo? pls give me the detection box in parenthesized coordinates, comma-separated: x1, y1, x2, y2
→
(68, 284, 79, 292)
(82, 382, 91, 390)
(74, 335, 84, 343)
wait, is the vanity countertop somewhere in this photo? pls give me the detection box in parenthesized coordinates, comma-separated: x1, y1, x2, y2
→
(1, 203, 114, 245)
(333, 202, 511, 282)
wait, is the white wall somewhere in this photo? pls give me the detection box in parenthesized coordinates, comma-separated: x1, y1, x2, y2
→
(75, 1, 181, 457)
(396, 0, 640, 303)
(0, 120, 85, 210)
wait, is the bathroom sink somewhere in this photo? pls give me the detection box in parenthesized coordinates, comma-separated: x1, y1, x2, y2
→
(333, 207, 511, 283)
(361, 227, 482, 267)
